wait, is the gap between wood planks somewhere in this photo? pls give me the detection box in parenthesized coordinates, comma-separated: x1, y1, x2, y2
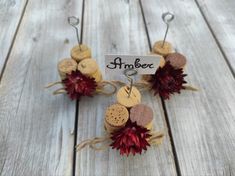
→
(0, 0, 29, 83)
(138, 0, 182, 175)
(73, 101, 79, 176)
(72, 0, 86, 175)
(194, 0, 235, 79)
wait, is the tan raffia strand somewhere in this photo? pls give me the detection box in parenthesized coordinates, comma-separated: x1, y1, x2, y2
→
(45, 80, 118, 96)
(76, 136, 110, 151)
(45, 79, 197, 96)
(110, 80, 151, 92)
(135, 81, 198, 92)
(110, 80, 126, 86)
(184, 85, 199, 91)
(148, 131, 165, 145)
(53, 88, 67, 95)
(95, 81, 117, 96)
(45, 81, 62, 88)
(75, 131, 164, 152)
(111, 80, 198, 92)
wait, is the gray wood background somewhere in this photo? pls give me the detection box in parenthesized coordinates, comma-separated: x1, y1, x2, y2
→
(0, 0, 235, 175)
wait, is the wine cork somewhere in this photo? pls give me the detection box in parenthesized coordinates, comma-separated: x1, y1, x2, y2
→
(104, 119, 127, 133)
(104, 104, 129, 133)
(116, 86, 141, 108)
(91, 69, 103, 82)
(159, 56, 166, 67)
(165, 53, 187, 69)
(77, 58, 102, 82)
(153, 41, 173, 56)
(130, 104, 153, 130)
(57, 58, 77, 80)
(71, 44, 91, 62)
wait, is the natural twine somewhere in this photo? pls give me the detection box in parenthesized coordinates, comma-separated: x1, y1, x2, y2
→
(76, 136, 110, 151)
(75, 131, 164, 152)
(45, 80, 117, 96)
(111, 80, 198, 92)
(95, 81, 117, 96)
(45, 79, 198, 96)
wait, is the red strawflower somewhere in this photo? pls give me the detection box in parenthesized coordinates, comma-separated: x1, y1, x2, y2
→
(110, 120, 151, 156)
(62, 70, 97, 100)
(149, 62, 187, 99)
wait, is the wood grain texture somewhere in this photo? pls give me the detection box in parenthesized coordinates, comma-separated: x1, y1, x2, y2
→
(195, 0, 235, 74)
(0, 0, 83, 175)
(141, 0, 235, 175)
(75, 0, 177, 175)
(0, 0, 28, 76)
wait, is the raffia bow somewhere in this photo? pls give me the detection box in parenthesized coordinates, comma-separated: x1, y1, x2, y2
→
(111, 80, 198, 92)
(45, 80, 117, 96)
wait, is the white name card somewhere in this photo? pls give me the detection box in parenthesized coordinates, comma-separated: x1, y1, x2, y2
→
(105, 54, 161, 75)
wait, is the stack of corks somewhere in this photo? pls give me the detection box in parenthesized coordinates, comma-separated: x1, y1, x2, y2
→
(104, 103, 154, 133)
(104, 83, 154, 133)
(104, 77, 154, 133)
(57, 44, 102, 82)
(152, 41, 187, 69)
(143, 42, 187, 81)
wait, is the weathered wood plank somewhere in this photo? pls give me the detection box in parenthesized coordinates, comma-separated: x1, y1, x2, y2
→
(75, 0, 177, 175)
(195, 0, 235, 74)
(0, 0, 83, 175)
(0, 0, 28, 76)
(141, 0, 235, 175)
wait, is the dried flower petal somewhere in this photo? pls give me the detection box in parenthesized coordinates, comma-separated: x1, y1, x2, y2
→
(149, 62, 187, 99)
(110, 120, 151, 156)
(62, 70, 97, 100)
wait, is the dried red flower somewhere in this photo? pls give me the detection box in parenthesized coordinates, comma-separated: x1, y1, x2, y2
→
(110, 120, 151, 156)
(62, 70, 97, 100)
(149, 62, 187, 99)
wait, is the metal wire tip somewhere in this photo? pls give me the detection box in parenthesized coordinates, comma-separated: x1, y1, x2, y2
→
(68, 16, 81, 49)
(162, 12, 174, 25)
(68, 16, 80, 27)
(124, 69, 138, 98)
(161, 12, 175, 47)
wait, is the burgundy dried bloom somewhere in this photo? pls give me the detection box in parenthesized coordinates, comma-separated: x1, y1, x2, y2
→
(110, 120, 151, 156)
(149, 62, 187, 99)
(62, 70, 97, 100)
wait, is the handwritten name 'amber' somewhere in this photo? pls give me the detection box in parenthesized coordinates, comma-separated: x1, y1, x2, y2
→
(107, 57, 154, 70)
